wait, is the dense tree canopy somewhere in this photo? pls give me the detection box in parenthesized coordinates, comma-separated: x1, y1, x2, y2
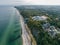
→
(27, 17, 60, 45)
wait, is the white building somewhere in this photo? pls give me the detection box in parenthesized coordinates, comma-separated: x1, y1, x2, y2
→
(32, 16, 48, 21)
(48, 26, 57, 37)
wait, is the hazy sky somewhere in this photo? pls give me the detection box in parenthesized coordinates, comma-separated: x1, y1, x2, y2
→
(0, 0, 60, 5)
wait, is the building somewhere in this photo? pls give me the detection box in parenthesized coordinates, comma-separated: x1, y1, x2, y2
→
(42, 23, 50, 30)
(48, 26, 57, 37)
(43, 25, 60, 37)
(32, 16, 48, 21)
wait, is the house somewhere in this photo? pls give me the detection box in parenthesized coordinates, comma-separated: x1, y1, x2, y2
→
(48, 26, 57, 37)
(42, 22, 50, 31)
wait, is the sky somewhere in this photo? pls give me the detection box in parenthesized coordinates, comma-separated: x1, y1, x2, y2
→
(0, 0, 60, 5)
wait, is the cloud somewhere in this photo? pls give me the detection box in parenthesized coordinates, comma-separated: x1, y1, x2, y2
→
(0, 0, 60, 5)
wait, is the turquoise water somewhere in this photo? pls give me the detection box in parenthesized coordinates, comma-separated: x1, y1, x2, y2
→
(0, 6, 22, 45)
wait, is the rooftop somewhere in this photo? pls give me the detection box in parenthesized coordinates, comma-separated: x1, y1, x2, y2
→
(32, 16, 48, 21)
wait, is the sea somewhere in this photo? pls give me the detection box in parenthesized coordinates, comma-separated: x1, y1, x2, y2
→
(0, 6, 22, 45)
